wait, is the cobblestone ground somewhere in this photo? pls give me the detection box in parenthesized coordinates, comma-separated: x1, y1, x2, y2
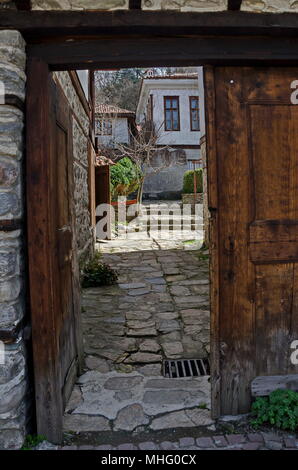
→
(37, 431, 298, 450)
(64, 203, 213, 433)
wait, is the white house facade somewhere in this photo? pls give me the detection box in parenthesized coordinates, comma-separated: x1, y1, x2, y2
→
(95, 104, 136, 149)
(136, 71, 204, 198)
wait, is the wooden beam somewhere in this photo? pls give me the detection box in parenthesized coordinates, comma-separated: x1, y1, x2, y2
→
(228, 0, 242, 10)
(0, 218, 22, 231)
(28, 35, 298, 70)
(2, 11, 298, 40)
(0, 321, 23, 344)
(252, 374, 298, 396)
(15, 0, 31, 10)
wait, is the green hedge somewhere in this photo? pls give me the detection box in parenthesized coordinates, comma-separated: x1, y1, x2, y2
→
(183, 168, 203, 194)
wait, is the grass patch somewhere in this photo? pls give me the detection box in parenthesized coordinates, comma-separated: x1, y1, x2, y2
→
(21, 434, 46, 450)
(81, 251, 118, 288)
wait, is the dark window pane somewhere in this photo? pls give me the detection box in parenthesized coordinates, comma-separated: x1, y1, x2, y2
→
(191, 98, 198, 109)
(165, 99, 171, 109)
(166, 120, 172, 130)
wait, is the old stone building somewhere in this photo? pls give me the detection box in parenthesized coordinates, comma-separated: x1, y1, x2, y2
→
(0, 0, 298, 450)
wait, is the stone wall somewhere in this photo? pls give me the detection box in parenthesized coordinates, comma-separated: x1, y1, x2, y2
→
(142, 0, 227, 10)
(31, 0, 129, 9)
(0, 30, 29, 450)
(54, 71, 94, 265)
(3, 0, 298, 11)
(241, 1, 298, 12)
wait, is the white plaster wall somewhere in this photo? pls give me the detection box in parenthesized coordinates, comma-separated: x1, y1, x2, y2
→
(150, 88, 201, 147)
(197, 67, 205, 138)
(76, 70, 89, 100)
(96, 117, 130, 147)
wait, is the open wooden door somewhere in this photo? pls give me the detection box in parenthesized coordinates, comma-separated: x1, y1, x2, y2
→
(206, 67, 298, 417)
(26, 58, 83, 443)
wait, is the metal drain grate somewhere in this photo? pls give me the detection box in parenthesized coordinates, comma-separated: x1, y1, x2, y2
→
(163, 358, 210, 378)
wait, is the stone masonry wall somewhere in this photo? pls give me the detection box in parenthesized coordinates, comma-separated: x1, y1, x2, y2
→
(4, 0, 298, 12)
(31, 0, 129, 9)
(54, 71, 93, 264)
(0, 30, 29, 450)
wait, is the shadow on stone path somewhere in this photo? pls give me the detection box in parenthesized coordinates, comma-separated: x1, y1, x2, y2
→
(64, 233, 212, 434)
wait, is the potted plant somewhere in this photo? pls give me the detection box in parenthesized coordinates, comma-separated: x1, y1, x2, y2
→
(110, 156, 143, 206)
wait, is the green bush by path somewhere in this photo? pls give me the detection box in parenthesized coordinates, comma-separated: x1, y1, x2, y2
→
(81, 252, 118, 288)
(251, 389, 298, 431)
(182, 168, 203, 194)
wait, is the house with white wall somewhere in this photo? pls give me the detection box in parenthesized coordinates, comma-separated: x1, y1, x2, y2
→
(95, 104, 136, 149)
(136, 70, 204, 199)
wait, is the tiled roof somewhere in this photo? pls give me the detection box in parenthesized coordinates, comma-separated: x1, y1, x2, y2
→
(95, 154, 115, 166)
(95, 104, 135, 115)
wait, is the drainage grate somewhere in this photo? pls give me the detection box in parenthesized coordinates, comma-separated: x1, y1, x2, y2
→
(163, 358, 210, 378)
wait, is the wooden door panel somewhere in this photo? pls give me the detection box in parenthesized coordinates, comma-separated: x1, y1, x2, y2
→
(27, 58, 83, 443)
(207, 66, 298, 416)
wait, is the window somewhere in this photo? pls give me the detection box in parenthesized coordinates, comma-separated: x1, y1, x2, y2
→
(190, 96, 200, 131)
(95, 118, 113, 136)
(164, 96, 180, 131)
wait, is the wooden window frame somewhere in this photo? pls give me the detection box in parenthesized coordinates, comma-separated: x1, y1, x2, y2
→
(189, 96, 200, 132)
(146, 94, 153, 122)
(164, 96, 180, 132)
(96, 118, 113, 136)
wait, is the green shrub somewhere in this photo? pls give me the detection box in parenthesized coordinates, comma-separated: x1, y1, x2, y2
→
(82, 252, 118, 288)
(110, 157, 142, 200)
(183, 168, 203, 194)
(21, 434, 46, 450)
(251, 389, 298, 431)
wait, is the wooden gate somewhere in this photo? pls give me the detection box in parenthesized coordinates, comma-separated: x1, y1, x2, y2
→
(26, 58, 83, 443)
(206, 67, 298, 416)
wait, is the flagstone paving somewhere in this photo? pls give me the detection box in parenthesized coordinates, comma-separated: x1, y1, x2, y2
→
(64, 203, 213, 433)
(36, 431, 298, 450)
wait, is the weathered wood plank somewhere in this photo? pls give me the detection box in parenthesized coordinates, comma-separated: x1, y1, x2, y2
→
(2, 11, 298, 38)
(27, 36, 298, 71)
(26, 57, 64, 444)
(250, 242, 298, 264)
(204, 66, 221, 419)
(250, 220, 298, 242)
(252, 374, 298, 396)
(27, 62, 83, 443)
(216, 68, 256, 415)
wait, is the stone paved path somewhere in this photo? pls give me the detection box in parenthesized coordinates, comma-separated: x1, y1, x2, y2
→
(64, 203, 213, 434)
(37, 431, 298, 450)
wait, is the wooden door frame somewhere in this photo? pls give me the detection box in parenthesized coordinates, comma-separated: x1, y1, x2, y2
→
(21, 11, 298, 437)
